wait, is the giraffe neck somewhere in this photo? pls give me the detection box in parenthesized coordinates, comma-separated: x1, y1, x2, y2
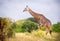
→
(27, 8, 39, 19)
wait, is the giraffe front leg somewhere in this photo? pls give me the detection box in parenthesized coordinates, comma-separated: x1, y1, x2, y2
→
(46, 26, 50, 35)
(46, 28, 49, 35)
(38, 24, 42, 30)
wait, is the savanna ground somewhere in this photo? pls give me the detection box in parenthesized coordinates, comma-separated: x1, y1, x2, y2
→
(7, 30, 60, 41)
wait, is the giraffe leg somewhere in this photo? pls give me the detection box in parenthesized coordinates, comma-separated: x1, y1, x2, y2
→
(46, 26, 50, 35)
(46, 26, 52, 35)
(38, 24, 42, 30)
(46, 27, 48, 35)
(49, 27, 52, 36)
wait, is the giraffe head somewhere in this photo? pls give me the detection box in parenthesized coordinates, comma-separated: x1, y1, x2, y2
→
(23, 5, 29, 12)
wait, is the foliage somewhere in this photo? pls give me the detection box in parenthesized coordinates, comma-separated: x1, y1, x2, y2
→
(52, 22, 60, 32)
(31, 30, 51, 39)
(1, 17, 60, 36)
(14, 20, 24, 32)
(1, 17, 60, 41)
(20, 20, 38, 32)
(26, 17, 38, 23)
(7, 22, 16, 38)
(0, 17, 16, 38)
(15, 17, 60, 33)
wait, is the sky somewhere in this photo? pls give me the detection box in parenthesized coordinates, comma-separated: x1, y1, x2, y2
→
(0, 0, 60, 24)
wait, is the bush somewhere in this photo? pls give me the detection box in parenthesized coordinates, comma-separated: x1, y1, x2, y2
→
(31, 30, 51, 39)
(20, 20, 38, 32)
(27, 17, 38, 23)
(52, 22, 60, 32)
(0, 17, 16, 38)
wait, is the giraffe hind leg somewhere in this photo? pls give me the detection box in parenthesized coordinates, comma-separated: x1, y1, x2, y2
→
(50, 30, 52, 35)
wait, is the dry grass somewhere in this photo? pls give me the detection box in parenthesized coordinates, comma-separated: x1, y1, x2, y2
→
(14, 33, 45, 41)
(7, 30, 60, 41)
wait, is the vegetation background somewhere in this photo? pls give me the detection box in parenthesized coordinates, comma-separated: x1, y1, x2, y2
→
(0, 17, 60, 41)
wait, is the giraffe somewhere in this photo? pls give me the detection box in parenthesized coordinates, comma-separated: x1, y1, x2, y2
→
(23, 5, 52, 35)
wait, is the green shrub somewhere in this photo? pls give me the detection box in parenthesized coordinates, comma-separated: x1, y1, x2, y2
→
(27, 17, 38, 23)
(52, 22, 60, 32)
(21, 20, 38, 32)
